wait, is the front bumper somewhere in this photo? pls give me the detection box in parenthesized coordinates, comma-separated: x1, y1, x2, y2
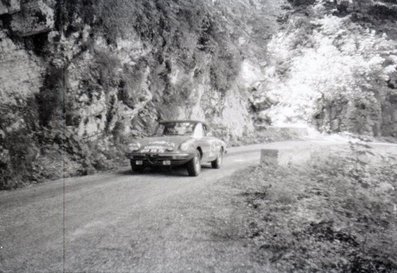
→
(126, 152, 195, 166)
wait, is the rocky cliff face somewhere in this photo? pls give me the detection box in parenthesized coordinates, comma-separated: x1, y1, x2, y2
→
(0, 0, 286, 188)
(0, 0, 396, 189)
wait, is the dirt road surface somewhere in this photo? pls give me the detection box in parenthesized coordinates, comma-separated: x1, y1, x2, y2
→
(1, 138, 395, 273)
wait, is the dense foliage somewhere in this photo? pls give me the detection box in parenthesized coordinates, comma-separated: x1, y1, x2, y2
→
(255, 1, 397, 136)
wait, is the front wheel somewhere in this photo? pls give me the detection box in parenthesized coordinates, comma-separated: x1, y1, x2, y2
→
(211, 150, 223, 169)
(187, 151, 201, 176)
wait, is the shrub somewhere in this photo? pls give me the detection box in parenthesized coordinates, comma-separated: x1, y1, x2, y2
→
(0, 130, 39, 190)
(94, 50, 121, 90)
(36, 66, 66, 127)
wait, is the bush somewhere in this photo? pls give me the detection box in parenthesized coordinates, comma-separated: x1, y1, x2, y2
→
(0, 130, 38, 190)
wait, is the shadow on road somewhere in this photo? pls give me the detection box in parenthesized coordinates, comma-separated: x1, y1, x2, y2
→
(117, 164, 213, 177)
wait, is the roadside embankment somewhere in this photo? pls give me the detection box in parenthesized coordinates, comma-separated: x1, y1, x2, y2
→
(224, 141, 397, 272)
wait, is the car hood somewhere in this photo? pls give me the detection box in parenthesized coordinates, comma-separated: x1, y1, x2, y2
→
(135, 136, 193, 147)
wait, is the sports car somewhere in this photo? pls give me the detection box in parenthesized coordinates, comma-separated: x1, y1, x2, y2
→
(126, 120, 227, 176)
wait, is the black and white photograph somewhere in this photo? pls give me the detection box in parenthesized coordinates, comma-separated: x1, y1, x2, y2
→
(0, 0, 397, 272)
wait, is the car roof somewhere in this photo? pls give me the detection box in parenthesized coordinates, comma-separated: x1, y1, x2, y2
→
(159, 120, 209, 127)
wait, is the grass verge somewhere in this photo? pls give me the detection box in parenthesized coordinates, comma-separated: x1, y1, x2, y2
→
(228, 145, 397, 272)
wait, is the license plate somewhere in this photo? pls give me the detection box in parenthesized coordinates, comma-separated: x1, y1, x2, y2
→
(136, 160, 143, 165)
(162, 160, 171, 166)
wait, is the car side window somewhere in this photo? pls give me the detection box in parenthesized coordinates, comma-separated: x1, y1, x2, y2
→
(202, 124, 207, 136)
(193, 123, 204, 138)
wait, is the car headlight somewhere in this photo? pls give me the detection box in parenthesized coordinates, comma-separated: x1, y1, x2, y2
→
(128, 142, 141, 152)
(165, 143, 175, 152)
(180, 140, 193, 151)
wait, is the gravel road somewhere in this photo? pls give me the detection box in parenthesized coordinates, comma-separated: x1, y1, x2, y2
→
(0, 142, 271, 273)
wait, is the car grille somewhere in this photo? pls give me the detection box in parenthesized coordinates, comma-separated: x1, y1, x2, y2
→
(131, 153, 189, 165)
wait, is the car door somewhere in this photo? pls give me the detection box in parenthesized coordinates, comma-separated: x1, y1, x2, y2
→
(193, 123, 211, 161)
(203, 124, 223, 161)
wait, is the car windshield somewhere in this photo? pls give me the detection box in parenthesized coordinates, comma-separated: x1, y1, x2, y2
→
(154, 122, 196, 136)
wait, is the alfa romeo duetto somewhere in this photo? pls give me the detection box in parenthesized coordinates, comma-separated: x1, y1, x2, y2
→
(126, 120, 227, 176)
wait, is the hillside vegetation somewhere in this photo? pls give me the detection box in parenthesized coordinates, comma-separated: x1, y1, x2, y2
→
(253, 0, 397, 136)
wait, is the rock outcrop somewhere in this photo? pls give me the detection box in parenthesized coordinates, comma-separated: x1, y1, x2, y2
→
(0, 0, 20, 15)
(11, 0, 54, 37)
(0, 31, 44, 106)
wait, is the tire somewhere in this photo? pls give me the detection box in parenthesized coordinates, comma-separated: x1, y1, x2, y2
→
(187, 150, 201, 177)
(130, 160, 145, 173)
(211, 149, 223, 169)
